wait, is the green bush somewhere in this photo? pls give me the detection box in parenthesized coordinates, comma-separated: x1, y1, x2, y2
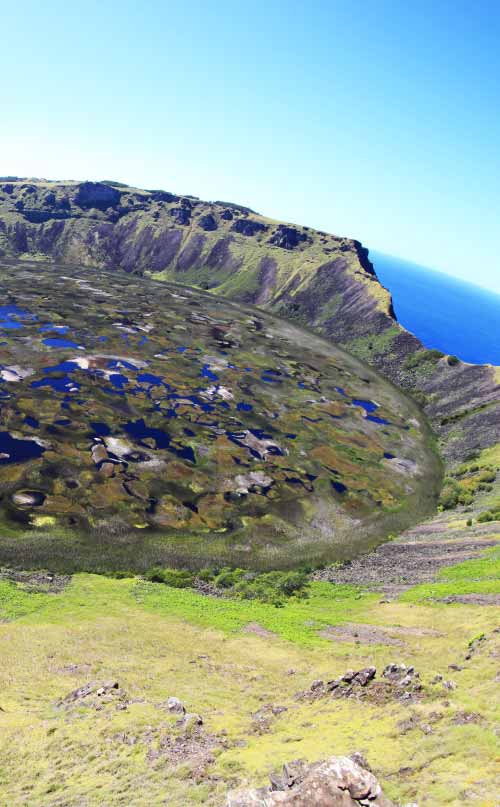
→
(477, 510, 500, 523)
(145, 567, 194, 587)
(404, 348, 445, 370)
(478, 469, 497, 483)
(447, 355, 460, 366)
(145, 566, 310, 606)
(234, 570, 309, 606)
(214, 567, 246, 588)
(439, 481, 459, 509)
(196, 567, 217, 582)
(439, 465, 498, 509)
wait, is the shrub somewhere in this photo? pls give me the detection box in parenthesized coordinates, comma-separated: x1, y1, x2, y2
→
(439, 481, 459, 509)
(145, 566, 310, 605)
(404, 348, 445, 370)
(196, 567, 217, 582)
(214, 567, 246, 588)
(145, 567, 194, 587)
(477, 510, 500, 523)
(277, 570, 309, 596)
(234, 570, 309, 606)
(478, 469, 497, 483)
(411, 390, 428, 407)
(447, 355, 460, 366)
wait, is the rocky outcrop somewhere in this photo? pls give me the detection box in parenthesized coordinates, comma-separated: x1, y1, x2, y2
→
(198, 213, 218, 231)
(149, 190, 179, 203)
(232, 218, 268, 236)
(299, 663, 423, 706)
(169, 206, 191, 225)
(226, 754, 396, 806)
(74, 181, 121, 210)
(269, 224, 308, 250)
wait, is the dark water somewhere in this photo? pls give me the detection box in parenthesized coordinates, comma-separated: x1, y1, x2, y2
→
(371, 252, 500, 365)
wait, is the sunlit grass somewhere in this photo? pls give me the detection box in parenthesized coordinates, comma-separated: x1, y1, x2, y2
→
(0, 547, 499, 805)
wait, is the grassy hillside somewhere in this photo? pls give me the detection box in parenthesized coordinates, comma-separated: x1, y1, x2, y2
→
(1, 531, 498, 806)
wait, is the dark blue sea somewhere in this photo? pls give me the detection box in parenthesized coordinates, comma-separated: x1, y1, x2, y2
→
(371, 252, 500, 366)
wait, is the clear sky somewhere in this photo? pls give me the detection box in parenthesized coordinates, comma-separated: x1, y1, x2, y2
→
(2, 0, 499, 292)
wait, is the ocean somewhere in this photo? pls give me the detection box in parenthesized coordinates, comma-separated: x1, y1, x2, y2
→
(371, 251, 500, 366)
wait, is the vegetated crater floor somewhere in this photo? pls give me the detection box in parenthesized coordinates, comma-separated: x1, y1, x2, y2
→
(0, 259, 441, 570)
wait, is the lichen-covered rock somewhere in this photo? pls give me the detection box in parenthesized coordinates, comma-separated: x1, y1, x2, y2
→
(226, 754, 395, 806)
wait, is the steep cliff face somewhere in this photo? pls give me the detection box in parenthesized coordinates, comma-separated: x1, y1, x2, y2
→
(0, 179, 498, 464)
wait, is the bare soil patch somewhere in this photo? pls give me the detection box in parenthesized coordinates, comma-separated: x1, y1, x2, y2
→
(243, 622, 277, 638)
(437, 593, 500, 605)
(320, 622, 442, 646)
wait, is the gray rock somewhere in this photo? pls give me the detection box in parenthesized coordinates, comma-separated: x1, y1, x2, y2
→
(310, 679, 324, 691)
(226, 754, 395, 806)
(353, 666, 376, 686)
(167, 696, 186, 714)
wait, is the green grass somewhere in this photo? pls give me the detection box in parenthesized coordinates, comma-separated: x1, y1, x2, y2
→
(137, 580, 372, 646)
(0, 574, 373, 648)
(400, 546, 500, 603)
(0, 578, 52, 620)
(438, 548, 500, 582)
(1, 551, 499, 806)
(344, 326, 401, 363)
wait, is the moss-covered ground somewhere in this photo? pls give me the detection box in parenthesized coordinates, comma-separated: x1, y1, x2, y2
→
(1, 541, 498, 806)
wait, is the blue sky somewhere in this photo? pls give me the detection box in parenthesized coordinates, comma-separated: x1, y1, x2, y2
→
(2, 0, 499, 292)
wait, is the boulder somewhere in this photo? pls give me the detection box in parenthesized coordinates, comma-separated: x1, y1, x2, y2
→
(169, 207, 191, 225)
(269, 225, 307, 250)
(167, 696, 186, 714)
(11, 490, 46, 507)
(353, 666, 376, 687)
(231, 218, 268, 236)
(198, 213, 218, 231)
(226, 754, 395, 806)
(91, 443, 108, 465)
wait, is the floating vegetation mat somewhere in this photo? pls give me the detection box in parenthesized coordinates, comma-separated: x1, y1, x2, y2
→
(0, 260, 441, 566)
